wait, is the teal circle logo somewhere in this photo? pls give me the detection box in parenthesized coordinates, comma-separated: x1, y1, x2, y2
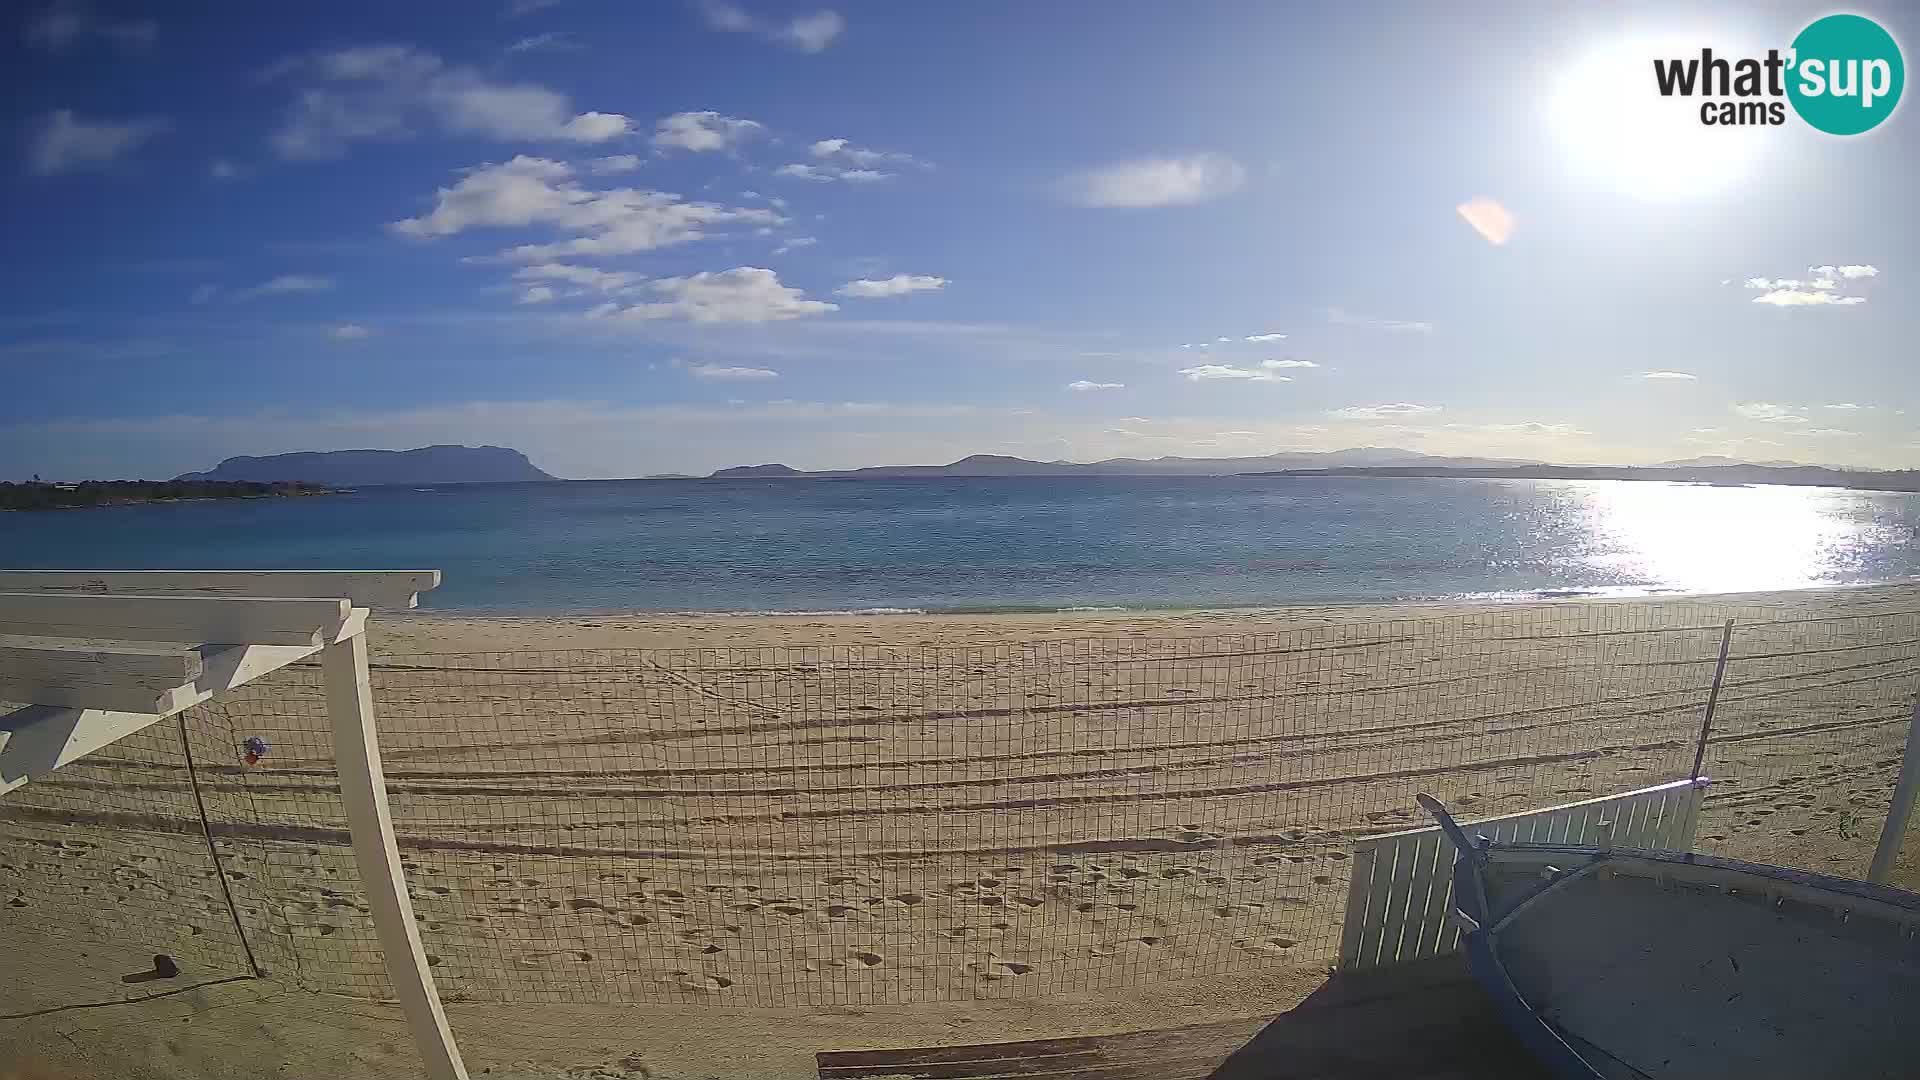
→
(1788, 14, 1904, 134)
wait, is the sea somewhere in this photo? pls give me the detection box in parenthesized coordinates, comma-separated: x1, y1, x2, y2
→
(3, 476, 1917, 613)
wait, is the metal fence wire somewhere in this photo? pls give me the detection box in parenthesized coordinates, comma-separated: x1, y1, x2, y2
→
(2, 598, 1916, 1010)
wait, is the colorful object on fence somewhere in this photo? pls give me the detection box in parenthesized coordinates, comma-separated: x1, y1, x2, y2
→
(241, 736, 270, 766)
(1418, 793, 1920, 1079)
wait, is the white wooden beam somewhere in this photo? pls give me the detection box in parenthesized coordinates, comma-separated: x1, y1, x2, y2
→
(0, 570, 441, 610)
(0, 643, 200, 689)
(322, 631, 467, 1080)
(0, 706, 175, 796)
(0, 611, 365, 792)
(0, 593, 351, 646)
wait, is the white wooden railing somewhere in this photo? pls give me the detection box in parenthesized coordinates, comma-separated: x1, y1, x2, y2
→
(1338, 777, 1710, 971)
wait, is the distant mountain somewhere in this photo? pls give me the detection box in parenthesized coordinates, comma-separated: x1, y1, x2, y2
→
(177, 445, 558, 485)
(1655, 455, 1818, 468)
(705, 448, 1537, 479)
(711, 463, 805, 478)
(1248, 463, 1920, 494)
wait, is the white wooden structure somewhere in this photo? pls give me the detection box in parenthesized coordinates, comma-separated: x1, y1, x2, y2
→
(1338, 777, 1710, 971)
(0, 570, 466, 1080)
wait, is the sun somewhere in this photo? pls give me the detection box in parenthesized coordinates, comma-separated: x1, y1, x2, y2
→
(1547, 30, 1773, 200)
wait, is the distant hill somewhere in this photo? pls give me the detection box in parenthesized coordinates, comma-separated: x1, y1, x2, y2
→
(706, 448, 1536, 479)
(711, 463, 805, 478)
(178, 445, 557, 485)
(1248, 463, 1920, 494)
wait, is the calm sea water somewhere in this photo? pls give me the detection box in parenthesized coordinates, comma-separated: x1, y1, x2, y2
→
(2, 477, 1916, 613)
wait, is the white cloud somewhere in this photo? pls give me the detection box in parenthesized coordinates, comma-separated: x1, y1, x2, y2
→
(506, 31, 578, 54)
(651, 111, 762, 153)
(26, 2, 155, 52)
(389, 156, 783, 260)
(1261, 358, 1317, 369)
(1731, 402, 1809, 424)
(517, 285, 557, 304)
(1445, 421, 1589, 437)
(1326, 307, 1433, 333)
(268, 45, 632, 159)
(1244, 333, 1287, 342)
(1745, 265, 1876, 307)
(209, 158, 240, 180)
(330, 323, 372, 340)
(688, 363, 779, 380)
(231, 274, 334, 301)
(772, 236, 817, 255)
(1640, 371, 1697, 380)
(1063, 153, 1246, 208)
(787, 138, 927, 182)
(1823, 402, 1868, 410)
(588, 154, 643, 174)
(1179, 364, 1291, 383)
(698, 1, 844, 52)
(1328, 403, 1441, 420)
(1455, 196, 1516, 245)
(587, 267, 837, 323)
(835, 274, 948, 299)
(774, 162, 890, 183)
(1067, 380, 1124, 391)
(1798, 428, 1859, 437)
(29, 110, 166, 175)
(513, 262, 642, 293)
(1752, 288, 1866, 307)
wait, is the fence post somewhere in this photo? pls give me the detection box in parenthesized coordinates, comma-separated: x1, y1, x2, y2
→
(1689, 620, 1735, 781)
(1868, 699, 1920, 885)
(323, 629, 468, 1080)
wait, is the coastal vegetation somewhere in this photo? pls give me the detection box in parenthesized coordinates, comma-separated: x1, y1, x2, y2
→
(0, 479, 334, 511)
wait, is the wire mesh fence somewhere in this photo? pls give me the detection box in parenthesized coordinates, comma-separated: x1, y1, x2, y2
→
(2, 596, 1916, 1012)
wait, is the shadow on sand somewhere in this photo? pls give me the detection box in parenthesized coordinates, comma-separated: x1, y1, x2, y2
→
(816, 957, 1547, 1080)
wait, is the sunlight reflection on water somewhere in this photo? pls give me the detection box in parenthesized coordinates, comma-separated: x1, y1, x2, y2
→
(1576, 481, 1884, 594)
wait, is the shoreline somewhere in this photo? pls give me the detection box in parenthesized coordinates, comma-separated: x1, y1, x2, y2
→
(370, 580, 1919, 654)
(392, 578, 1906, 623)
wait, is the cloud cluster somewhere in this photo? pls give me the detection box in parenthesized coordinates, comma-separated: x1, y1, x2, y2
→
(698, 1, 844, 52)
(29, 110, 166, 175)
(193, 275, 335, 304)
(774, 138, 927, 183)
(389, 156, 783, 260)
(652, 111, 762, 153)
(1063, 153, 1246, 208)
(1067, 380, 1124, 391)
(26, 1, 156, 52)
(1326, 307, 1433, 333)
(1328, 403, 1441, 420)
(687, 363, 778, 380)
(1731, 402, 1808, 424)
(835, 274, 947, 299)
(1179, 359, 1298, 383)
(268, 45, 632, 159)
(1743, 264, 1877, 307)
(585, 267, 836, 323)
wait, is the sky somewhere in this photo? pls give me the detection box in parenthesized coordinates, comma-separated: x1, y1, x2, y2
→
(2, 0, 1915, 480)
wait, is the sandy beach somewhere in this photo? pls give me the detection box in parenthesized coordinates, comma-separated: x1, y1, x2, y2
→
(4, 584, 1918, 1078)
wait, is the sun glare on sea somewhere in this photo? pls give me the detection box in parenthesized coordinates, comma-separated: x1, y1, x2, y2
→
(1548, 30, 1771, 199)
(1581, 482, 1862, 594)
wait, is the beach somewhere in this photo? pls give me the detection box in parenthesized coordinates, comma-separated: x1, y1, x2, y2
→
(3, 584, 1918, 1077)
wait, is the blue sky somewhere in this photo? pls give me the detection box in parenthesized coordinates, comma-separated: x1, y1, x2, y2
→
(2, 1, 1914, 479)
